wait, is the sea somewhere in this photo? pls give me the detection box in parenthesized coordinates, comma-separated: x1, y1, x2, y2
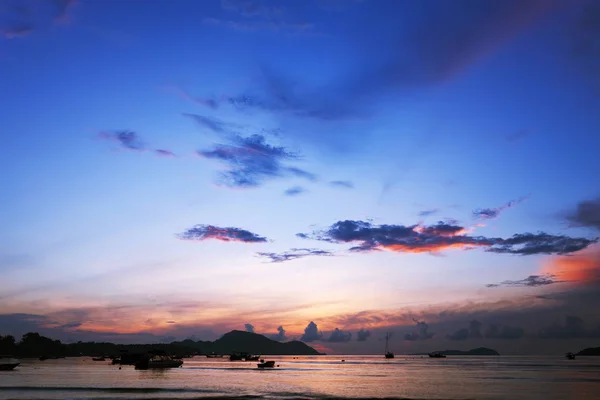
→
(1, 355, 599, 400)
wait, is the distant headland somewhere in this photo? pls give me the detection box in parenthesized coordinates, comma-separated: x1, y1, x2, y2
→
(409, 347, 500, 356)
(575, 347, 600, 356)
(0, 330, 323, 358)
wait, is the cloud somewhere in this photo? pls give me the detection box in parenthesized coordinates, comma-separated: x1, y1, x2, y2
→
(177, 224, 268, 243)
(329, 180, 354, 189)
(257, 248, 333, 263)
(486, 274, 563, 288)
(485, 324, 525, 339)
(300, 321, 322, 342)
(198, 133, 316, 188)
(541, 244, 600, 285)
(0, 0, 77, 39)
(538, 315, 600, 339)
(299, 219, 597, 255)
(327, 328, 352, 342)
(98, 131, 176, 157)
(446, 320, 482, 341)
(566, 197, 600, 231)
(486, 232, 598, 256)
(403, 319, 434, 341)
(244, 323, 255, 333)
(418, 209, 439, 217)
(473, 196, 529, 220)
(203, 0, 314, 33)
(356, 328, 371, 342)
(284, 186, 307, 196)
(183, 113, 234, 135)
(270, 325, 287, 341)
(193, 1, 571, 121)
(155, 149, 176, 157)
(99, 130, 145, 151)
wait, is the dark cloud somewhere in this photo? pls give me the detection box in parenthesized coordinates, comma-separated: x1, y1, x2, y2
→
(299, 219, 597, 255)
(486, 233, 598, 256)
(403, 319, 434, 341)
(566, 197, 600, 231)
(473, 196, 529, 220)
(99, 130, 145, 151)
(327, 328, 352, 342)
(329, 180, 354, 189)
(286, 167, 318, 182)
(418, 209, 439, 217)
(270, 325, 287, 341)
(177, 224, 268, 243)
(446, 328, 469, 341)
(486, 274, 563, 288)
(166, 320, 177, 324)
(257, 248, 333, 263)
(356, 328, 371, 342)
(538, 315, 600, 339)
(485, 324, 525, 340)
(244, 323, 255, 333)
(446, 320, 482, 341)
(198, 133, 316, 188)
(284, 186, 307, 196)
(300, 321, 322, 342)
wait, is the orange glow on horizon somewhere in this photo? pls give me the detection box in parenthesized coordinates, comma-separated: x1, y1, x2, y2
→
(541, 244, 600, 283)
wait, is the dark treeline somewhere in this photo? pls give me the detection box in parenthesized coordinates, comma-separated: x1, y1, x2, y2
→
(0, 330, 321, 358)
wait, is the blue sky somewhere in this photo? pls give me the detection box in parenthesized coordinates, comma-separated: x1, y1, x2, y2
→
(1, 0, 599, 354)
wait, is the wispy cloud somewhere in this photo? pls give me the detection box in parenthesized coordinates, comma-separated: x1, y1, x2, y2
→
(329, 180, 354, 189)
(257, 248, 333, 263)
(473, 195, 529, 220)
(299, 219, 597, 255)
(284, 186, 307, 196)
(98, 130, 176, 157)
(197, 133, 315, 188)
(1, 0, 78, 39)
(193, 1, 572, 121)
(177, 224, 268, 243)
(418, 209, 439, 217)
(183, 113, 235, 135)
(486, 274, 562, 288)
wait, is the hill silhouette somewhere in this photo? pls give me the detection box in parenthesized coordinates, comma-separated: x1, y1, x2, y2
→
(576, 347, 600, 356)
(0, 331, 322, 358)
(410, 347, 499, 356)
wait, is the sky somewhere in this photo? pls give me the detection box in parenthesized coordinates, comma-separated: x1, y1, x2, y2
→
(1, 0, 599, 355)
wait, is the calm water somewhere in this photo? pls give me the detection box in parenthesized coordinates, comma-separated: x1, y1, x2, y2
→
(1, 355, 599, 400)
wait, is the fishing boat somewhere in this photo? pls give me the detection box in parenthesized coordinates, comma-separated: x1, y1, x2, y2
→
(206, 353, 222, 358)
(92, 357, 106, 361)
(384, 332, 394, 359)
(257, 360, 275, 368)
(135, 351, 183, 369)
(565, 352, 576, 360)
(0, 356, 20, 371)
(428, 352, 446, 358)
